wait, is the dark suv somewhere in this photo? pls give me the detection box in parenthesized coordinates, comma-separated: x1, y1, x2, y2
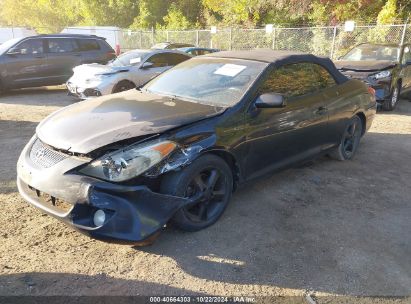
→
(0, 34, 116, 92)
(335, 43, 411, 111)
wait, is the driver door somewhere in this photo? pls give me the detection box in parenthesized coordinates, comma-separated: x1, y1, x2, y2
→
(243, 62, 331, 180)
(4, 38, 48, 88)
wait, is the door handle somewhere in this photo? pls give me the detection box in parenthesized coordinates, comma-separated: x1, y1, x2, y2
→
(73, 53, 81, 56)
(316, 106, 328, 115)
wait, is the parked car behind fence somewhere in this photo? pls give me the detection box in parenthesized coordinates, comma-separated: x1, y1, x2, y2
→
(335, 43, 411, 111)
(177, 47, 219, 56)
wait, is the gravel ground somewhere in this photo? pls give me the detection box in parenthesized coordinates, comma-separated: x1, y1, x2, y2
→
(0, 87, 410, 301)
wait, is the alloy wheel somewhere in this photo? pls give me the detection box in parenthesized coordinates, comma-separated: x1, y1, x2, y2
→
(342, 119, 362, 158)
(183, 168, 227, 223)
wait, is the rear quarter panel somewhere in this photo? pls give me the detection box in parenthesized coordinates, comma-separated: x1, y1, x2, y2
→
(327, 79, 376, 143)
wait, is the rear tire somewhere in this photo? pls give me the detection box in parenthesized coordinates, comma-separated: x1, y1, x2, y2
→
(112, 80, 135, 93)
(330, 115, 363, 161)
(383, 83, 400, 111)
(160, 154, 233, 232)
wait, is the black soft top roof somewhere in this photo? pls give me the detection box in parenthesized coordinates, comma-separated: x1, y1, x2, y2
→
(207, 49, 348, 84)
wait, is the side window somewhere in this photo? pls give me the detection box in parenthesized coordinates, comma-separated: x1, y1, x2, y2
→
(167, 53, 190, 65)
(77, 39, 100, 52)
(259, 62, 336, 98)
(146, 54, 169, 67)
(311, 64, 336, 89)
(13, 39, 44, 55)
(48, 39, 76, 53)
(401, 46, 411, 65)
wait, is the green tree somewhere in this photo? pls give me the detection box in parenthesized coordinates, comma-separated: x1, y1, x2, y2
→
(202, 0, 265, 27)
(78, 0, 139, 28)
(161, 4, 192, 30)
(0, 0, 82, 32)
(130, 0, 171, 29)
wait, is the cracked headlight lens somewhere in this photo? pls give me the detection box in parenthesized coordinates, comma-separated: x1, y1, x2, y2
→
(80, 140, 177, 182)
(373, 70, 391, 80)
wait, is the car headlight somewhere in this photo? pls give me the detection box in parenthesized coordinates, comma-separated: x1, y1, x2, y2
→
(80, 140, 177, 182)
(373, 70, 391, 80)
(86, 73, 116, 83)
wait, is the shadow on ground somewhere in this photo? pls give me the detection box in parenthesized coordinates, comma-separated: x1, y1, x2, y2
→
(0, 87, 76, 107)
(0, 272, 205, 296)
(138, 132, 411, 296)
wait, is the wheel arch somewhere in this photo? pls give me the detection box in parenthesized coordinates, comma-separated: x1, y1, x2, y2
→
(396, 77, 402, 89)
(112, 79, 136, 93)
(355, 111, 366, 136)
(204, 149, 241, 191)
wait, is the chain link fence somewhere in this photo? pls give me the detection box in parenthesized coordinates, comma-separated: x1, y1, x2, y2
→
(1, 23, 410, 59)
(119, 24, 410, 58)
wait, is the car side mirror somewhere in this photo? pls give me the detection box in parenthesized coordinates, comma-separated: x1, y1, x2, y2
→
(406, 60, 411, 66)
(141, 62, 154, 69)
(7, 48, 21, 55)
(255, 93, 286, 108)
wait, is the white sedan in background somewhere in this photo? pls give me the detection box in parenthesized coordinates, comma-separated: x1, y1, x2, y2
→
(66, 49, 192, 99)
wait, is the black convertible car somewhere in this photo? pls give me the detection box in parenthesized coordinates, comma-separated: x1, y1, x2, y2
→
(17, 50, 376, 244)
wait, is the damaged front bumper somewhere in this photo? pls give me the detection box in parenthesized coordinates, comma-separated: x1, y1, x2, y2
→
(66, 80, 114, 100)
(368, 80, 392, 103)
(16, 136, 190, 244)
(340, 71, 392, 103)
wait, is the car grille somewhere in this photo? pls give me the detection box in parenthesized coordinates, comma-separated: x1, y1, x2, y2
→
(29, 138, 68, 168)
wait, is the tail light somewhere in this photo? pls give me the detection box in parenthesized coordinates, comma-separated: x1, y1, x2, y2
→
(115, 44, 121, 56)
(107, 51, 116, 59)
(367, 86, 376, 96)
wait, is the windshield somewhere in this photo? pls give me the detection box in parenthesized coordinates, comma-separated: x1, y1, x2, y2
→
(144, 58, 267, 107)
(110, 51, 147, 67)
(0, 37, 22, 54)
(342, 44, 399, 61)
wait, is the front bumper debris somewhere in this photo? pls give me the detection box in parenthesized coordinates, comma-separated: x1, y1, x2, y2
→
(17, 136, 190, 244)
(339, 70, 392, 103)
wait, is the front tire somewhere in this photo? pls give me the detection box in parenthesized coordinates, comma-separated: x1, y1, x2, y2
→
(160, 154, 233, 232)
(330, 115, 363, 161)
(383, 83, 400, 111)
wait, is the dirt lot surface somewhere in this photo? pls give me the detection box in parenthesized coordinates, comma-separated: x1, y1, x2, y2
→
(0, 87, 410, 301)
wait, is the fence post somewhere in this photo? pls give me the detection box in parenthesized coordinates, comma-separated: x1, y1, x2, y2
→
(330, 26, 338, 59)
(272, 27, 276, 50)
(229, 28, 233, 50)
(151, 27, 155, 45)
(140, 30, 143, 48)
(166, 30, 169, 42)
(196, 30, 199, 46)
(400, 20, 409, 46)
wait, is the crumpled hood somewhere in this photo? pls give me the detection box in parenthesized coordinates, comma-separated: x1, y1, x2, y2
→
(36, 90, 225, 154)
(335, 60, 397, 72)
